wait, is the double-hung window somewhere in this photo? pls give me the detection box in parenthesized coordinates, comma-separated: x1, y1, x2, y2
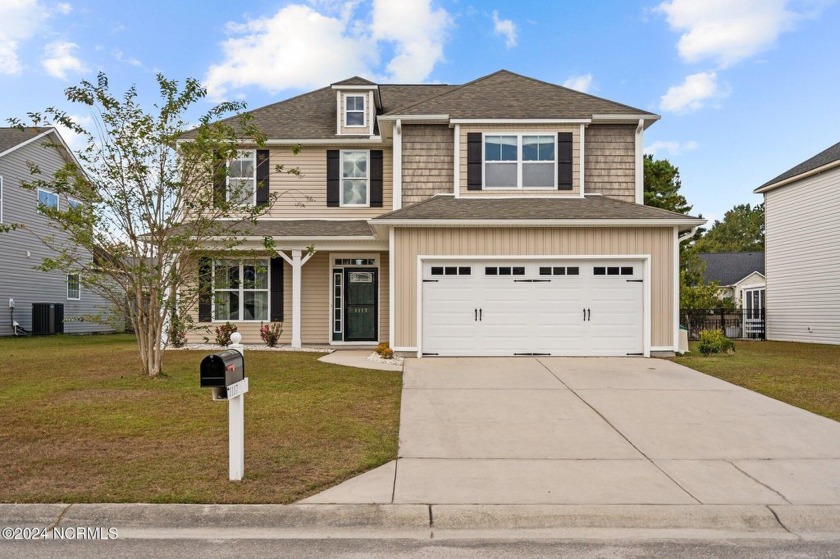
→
(341, 150, 369, 206)
(345, 95, 365, 127)
(67, 273, 80, 300)
(213, 260, 269, 321)
(484, 134, 556, 188)
(68, 198, 83, 211)
(37, 188, 59, 210)
(227, 150, 257, 206)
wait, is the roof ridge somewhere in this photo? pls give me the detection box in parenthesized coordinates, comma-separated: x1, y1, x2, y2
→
(381, 70, 514, 115)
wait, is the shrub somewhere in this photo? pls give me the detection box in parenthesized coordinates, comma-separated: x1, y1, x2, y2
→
(374, 342, 390, 355)
(167, 314, 187, 348)
(698, 329, 736, 355)
(215, 322, 238, 346)
(380, 348, 394, 360)
(260, 322, 283, 348)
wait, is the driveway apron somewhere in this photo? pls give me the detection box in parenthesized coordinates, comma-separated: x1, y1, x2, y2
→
(303, 357, 840, 505)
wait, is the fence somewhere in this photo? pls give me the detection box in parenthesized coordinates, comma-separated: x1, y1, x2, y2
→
(680, 308, 765, 341)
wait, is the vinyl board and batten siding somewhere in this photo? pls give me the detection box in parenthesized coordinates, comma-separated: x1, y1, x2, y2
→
(392, 227, 675, 349)
(263, 146, 392, 218)
(458, 124, 580, 197)
(764, 169, 840, 344)
(401, 124, 455, 205)
(0, 138, 116, 336)
(584, 125, 636, 202)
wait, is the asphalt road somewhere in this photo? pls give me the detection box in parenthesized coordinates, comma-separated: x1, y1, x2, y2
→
(1, 538, 838, 558)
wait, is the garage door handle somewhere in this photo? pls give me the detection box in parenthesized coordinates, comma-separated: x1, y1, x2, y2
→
(583, 308, 586, 321)
(474, 308, 477, 321)
(479, 308, 482, 321)
(587, 308, 591, 321)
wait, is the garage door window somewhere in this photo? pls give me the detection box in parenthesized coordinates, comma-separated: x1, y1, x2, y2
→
(539, 266, 580, 276)
(485, 266, 525, 276)
(594, 266, 634, 276)
(431, 266, 471, 276)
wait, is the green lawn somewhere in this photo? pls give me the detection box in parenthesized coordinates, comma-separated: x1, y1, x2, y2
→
(0, 334, 402, 503)
(675, 340, 840, 422)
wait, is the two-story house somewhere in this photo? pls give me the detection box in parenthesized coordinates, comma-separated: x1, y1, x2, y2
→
(187, 70, 704, 357)
(0, 127, 116, 336)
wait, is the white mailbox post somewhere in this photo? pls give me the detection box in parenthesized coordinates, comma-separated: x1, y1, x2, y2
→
(199, 332, 248, 481)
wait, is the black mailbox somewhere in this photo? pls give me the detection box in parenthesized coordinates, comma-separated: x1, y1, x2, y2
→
(200, 350, 244, 389)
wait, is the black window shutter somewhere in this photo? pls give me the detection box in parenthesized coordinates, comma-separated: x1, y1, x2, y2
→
(198, 257, 212, 322)
(467, 133, 482, 190)
(558, 132, 573, 190)
(256, 149, 270, 205)
(212, 151, 226, 207)
(370, 150, 383, 207)
(270, 257, 284, 322)
(326, 150, 340, 207)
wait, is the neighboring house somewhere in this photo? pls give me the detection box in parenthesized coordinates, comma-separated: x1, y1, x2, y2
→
(184, 70, 704, 357)
(697, 252, 765, 309)
(0, 127, 115, 336)
(755, 140, 840, 345)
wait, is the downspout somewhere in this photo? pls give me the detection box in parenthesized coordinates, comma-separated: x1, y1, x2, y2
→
(634, 118, 644, 204)
(678, 226, 700, 244)
(393, 119, 402, 210)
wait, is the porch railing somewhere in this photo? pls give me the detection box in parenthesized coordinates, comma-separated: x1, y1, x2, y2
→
(679, 308, 765, 341)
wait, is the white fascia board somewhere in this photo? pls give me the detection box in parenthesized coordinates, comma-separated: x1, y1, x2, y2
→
(754, 160, 840, 193)
(370, 218, 707, 229)
(263, 138, 384, 145)
(0, 129, 53, 159)
(378, 115, 450, 123)
(198, 239, 387, 251)
(449, 118, 591, 125)
(330, 84, 378, 90)
(593, 114, 660, 129)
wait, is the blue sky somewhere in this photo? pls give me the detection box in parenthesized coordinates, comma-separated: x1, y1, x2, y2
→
(2, 0, 838, 222)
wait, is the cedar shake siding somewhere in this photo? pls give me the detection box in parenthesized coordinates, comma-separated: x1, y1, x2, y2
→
(392, 226, 676, 350)
(584, 124, 636, 202)
(401, 124, 454, 205)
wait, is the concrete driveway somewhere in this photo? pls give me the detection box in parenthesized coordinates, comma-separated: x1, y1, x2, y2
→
(303, 357, 840, 505)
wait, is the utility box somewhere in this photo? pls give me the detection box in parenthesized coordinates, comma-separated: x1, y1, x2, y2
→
(200, 350, 244, 390)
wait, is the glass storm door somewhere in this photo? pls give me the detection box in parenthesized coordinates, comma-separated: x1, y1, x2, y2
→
(344, 269, 377, 341)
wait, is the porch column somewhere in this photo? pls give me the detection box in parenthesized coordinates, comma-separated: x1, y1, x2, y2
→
(278, 249, 314, 349)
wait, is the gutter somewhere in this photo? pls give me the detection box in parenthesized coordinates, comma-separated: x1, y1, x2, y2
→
(754, 158, 840, 194)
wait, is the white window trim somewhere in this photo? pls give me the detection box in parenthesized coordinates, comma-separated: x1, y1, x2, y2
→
(212, 259, 270, 322)
(482, 132, 557, 190)
(343, 93, 366, 128)
(226, 150, 257, 207)
(67, 273, 81, 300)
(339, 150, 370, 207)
(37, 187, 59, 210)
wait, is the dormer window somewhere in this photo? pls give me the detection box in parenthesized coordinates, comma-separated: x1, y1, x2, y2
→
(345, 95, 365, 127)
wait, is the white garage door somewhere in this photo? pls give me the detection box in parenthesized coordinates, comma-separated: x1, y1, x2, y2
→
(421, 260, 644, 356)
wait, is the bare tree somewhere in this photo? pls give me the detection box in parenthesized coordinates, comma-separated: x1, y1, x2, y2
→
(9, 73, 300, 377)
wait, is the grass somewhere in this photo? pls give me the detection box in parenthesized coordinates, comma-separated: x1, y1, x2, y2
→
(0, 334, 402, 503)
(675, 340, 840, 422)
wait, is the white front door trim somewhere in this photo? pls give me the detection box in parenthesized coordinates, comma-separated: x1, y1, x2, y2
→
(416, 254, 652, 358)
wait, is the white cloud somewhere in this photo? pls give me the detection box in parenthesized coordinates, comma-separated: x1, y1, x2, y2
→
(644, 140, 699, 156)
(563, 73, 594, 93)
(113, 49, 142, 67)
(56, 2, 72, 15)
(41, 41, 87, 79)
(205, 0, 452, 100)
(491, 10, 517, 48)
(0, 0, 48, 75)
(656, 0, 819, 68)
(660, 71, 727, 113)
(53, 113, 93, 152)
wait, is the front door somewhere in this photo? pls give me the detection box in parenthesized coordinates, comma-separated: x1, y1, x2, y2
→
(344, 269, 378, 341)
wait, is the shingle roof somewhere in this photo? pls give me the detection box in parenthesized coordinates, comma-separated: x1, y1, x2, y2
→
(213, 220, 374, 238)
(698, 252, 765, 286)
(0, 127, 51, 156)
(757, 140, 840, 191)
(371, 195, 704, 224)
(332, 76, 376, 86)
(385, 70, 652, 119)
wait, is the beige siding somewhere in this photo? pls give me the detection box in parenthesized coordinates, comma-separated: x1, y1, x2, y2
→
(402, 124, 454, 205)
(301, 252, 330, 343)
(584, 125, 636, 202)
(265, 145, 392, 218)
(458, 124, 580, 197)
(764, 169, 840, 344)
(393, 227, 675, 349)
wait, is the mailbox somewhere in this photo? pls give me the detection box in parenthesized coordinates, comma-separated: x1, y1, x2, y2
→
(200, 350, 244, 389)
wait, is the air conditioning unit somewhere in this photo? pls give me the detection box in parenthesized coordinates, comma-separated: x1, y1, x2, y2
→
(31, 303, 64, 335)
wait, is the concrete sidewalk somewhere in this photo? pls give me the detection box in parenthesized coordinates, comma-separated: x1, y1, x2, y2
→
(303, 357, 840, 507)
(2, 503, 839, 541)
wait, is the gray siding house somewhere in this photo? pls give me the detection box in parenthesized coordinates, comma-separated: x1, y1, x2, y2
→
(0, 127, 115, 336)
(755, 140, 840, 345)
